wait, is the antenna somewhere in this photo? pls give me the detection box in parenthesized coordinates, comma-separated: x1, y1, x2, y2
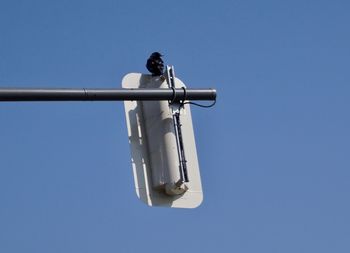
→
(123, 66, 210, 208)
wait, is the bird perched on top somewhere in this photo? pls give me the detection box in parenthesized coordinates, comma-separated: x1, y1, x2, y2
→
(146, 52, 164, 76)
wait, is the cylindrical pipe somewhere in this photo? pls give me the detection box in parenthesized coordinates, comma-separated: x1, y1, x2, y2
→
(0, 88, 216, 102)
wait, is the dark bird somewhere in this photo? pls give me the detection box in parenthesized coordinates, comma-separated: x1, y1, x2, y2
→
(146, 52, 164, 76)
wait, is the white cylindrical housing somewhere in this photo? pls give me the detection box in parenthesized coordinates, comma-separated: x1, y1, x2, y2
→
(141, 99, 187, 195)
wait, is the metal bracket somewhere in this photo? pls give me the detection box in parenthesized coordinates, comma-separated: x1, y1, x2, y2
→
(166, 65, 189, 184)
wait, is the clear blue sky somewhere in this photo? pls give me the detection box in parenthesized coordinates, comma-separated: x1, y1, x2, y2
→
(1, 0, 349, 252)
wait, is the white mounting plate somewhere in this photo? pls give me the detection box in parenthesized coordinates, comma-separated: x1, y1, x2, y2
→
(122, 73, 203, 208)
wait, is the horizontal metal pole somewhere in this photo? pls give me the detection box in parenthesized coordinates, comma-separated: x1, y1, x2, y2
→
(0, 88, 216, 102)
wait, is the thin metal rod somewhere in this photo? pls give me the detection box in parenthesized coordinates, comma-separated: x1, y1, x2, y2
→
(0, 88, 216, 102)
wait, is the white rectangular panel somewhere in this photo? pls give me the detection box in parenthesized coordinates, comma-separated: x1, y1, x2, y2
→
(122, 73, 203, 208)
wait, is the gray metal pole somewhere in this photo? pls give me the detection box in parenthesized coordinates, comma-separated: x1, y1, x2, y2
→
(0, 88, 216, 102)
